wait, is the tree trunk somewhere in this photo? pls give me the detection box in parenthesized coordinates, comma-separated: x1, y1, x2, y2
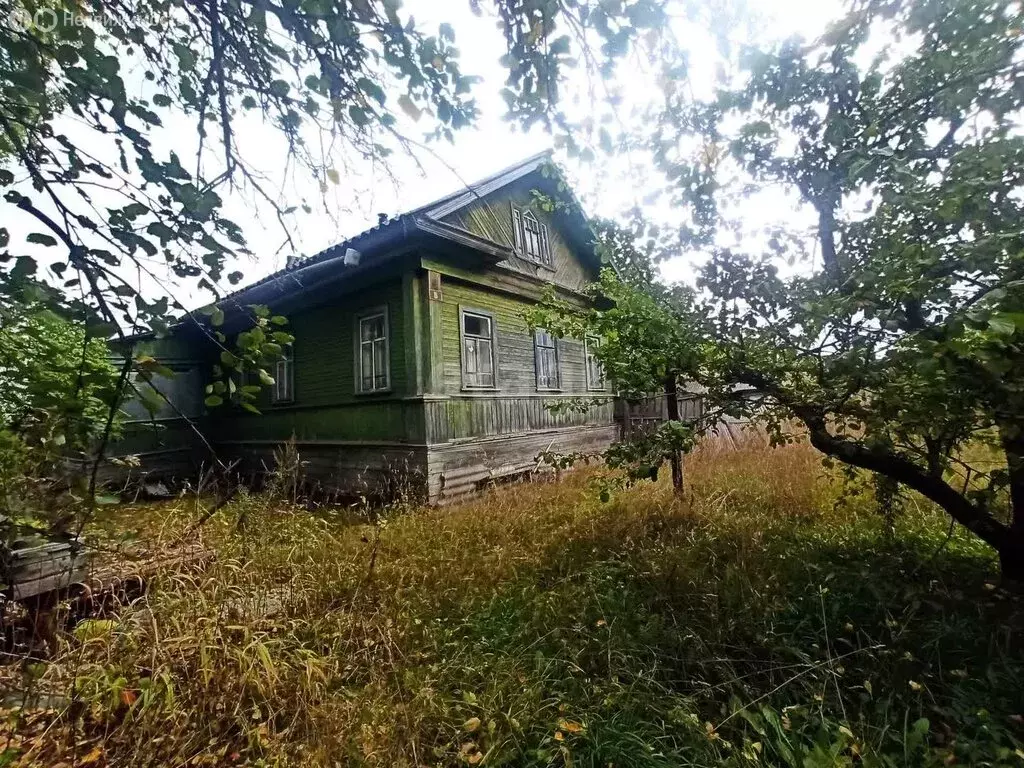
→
(737, 365, 1024, 585)
(665, 373, 684, 495)
(999, 425, 1024, 588)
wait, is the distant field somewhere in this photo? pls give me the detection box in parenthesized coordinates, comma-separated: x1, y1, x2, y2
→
(4, 435, 1023, 767)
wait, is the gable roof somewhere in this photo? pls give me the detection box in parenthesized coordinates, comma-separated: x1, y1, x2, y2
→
(214, 150, 596, 316)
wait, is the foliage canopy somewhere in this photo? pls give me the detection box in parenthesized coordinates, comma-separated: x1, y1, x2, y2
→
(537, 0, 1024, 581)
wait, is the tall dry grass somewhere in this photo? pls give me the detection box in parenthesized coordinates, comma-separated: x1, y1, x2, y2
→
(3, 434, 1021, 767)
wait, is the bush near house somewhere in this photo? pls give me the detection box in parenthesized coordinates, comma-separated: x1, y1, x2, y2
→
(2, 436, 1022, 767)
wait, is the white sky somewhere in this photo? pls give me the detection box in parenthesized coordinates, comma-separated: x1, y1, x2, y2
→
(6, 0, 847, 313)
(227, 0, 844, 284)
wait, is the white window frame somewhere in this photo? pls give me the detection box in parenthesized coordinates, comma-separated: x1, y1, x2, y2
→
(355, 306, 390, 393)
(534, 328, 560, 390)
(511, 204, 552, 267)
(585, 336, 606, 391)
(272, 345, 294, 403)
(460, 307, 497, 389)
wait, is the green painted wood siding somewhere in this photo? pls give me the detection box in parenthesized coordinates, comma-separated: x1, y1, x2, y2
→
(440, 177, 595, 293)
(213, 279, 414, 442)
(215, 401, 426, 444)
(440, 278, 598, 397)
(425, 397, 615, 443)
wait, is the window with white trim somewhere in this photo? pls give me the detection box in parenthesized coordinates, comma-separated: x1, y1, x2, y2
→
(272, 346, 294, 403)
(585, 336, 606, 391)
(461, 309, 496, 388)
(534, 329, 559, 390)
(357, 309, 390, 392)
(511, 205, 552, 267)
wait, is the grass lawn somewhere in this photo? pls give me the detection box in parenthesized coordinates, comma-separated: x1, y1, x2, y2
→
(3, 436, 1023, 766)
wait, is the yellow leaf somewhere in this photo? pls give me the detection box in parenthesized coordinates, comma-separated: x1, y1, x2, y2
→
(554, 731, 564, 741)
(463, 717, 481, 733)
(79, 746, 104, 765)
(864, 680, 873, 695)
(558, 718, 584, 733)
(909, 680, 923, 691)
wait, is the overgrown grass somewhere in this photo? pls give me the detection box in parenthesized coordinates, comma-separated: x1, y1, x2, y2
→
(4, 436, 1023, 766)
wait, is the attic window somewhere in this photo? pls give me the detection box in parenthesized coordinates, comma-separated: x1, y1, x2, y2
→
(511, 205, 552, 267)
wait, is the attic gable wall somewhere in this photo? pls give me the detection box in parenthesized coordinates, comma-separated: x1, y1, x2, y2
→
(438, 176, 595, 293)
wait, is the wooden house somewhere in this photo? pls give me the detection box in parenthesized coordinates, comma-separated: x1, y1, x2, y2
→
(117, 152, 620, 503)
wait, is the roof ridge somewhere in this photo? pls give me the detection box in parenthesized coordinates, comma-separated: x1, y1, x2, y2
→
(217, 150, 556, 305)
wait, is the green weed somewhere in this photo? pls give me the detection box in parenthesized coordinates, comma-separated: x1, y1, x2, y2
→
(3, 435, 1022, 766)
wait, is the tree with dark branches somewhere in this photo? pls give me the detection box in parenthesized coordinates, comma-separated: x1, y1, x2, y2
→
(535, 0, 1024, 584)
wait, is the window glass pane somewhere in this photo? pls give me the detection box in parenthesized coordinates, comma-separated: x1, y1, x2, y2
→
(463, 313, 489, 338)
(478, 339, 493, 374)
(586, 338, 605, 389)
(274, 358, 291, 401)
(361, 343, 373, 390)
(462, 312, 495, 386)
(537, 347, 553, 388)
(357, 312, 388, 391)
(373, 339, 387, 388)
(361, 315, 385, 341)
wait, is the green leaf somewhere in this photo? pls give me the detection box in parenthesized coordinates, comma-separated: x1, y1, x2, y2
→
(989, 315, 1016, 336)
(204, 394, 224, 407)
(269, 79, 290, 98)
(398, 94, 421, 122)
(357, 78, 386, 106)
(27, 233, 58, 247)
(349, 105, 370, 127)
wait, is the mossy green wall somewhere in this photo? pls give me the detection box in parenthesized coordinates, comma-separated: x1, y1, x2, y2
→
(426, 274, 615, 443)
(438, 278, 595, 396)
(440, 177, 597, 294)
(213, 279, 419, 443)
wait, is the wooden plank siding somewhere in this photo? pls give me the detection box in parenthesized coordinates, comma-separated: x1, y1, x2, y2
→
(437, 277, 608, 400)
(440, 177, 595, 294)
(425, 272, 617, 500)
(102, 335, 212, 483)
(215, 279, 412, 439)
(427, 424, 620, 504)
(105, 163, 622, 503)
(425, 397, 615, 443)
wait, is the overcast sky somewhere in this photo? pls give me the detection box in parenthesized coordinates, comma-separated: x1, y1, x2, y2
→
(186, 0, 847, 294)
(7, 0, 847, 312)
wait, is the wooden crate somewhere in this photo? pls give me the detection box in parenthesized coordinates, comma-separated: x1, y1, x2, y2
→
(2, 542, 91, 601)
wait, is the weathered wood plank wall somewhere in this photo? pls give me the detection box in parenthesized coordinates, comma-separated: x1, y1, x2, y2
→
(440, 178, 594, 294)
